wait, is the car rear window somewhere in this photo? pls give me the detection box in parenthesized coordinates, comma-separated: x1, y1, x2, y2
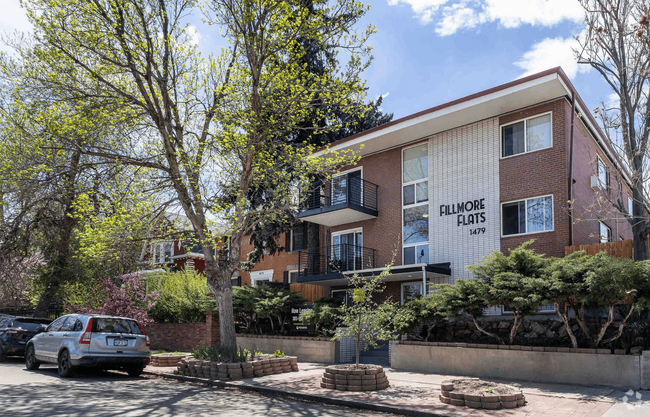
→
(12, 319, 51, 331)
(92, 318, 143, 335)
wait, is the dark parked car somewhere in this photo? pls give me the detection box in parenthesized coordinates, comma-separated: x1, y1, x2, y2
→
(0, 316, 51, 361)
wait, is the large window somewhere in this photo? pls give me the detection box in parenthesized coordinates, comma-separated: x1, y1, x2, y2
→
(402, 144, 429, 265)
(502, 195, 553, 236)
(152, 241, 173, 264)
(502, 113, 552, 157)
(332, 229, 363, 271)
(599, 222, 612, 243)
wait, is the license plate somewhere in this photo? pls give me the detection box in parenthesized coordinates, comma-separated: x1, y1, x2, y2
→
(114, 339, 128, 346)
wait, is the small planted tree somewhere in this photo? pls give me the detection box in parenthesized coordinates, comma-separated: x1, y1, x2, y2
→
(436, 279, 504, 345)
(468, 241, 548, 345)
(335, 263, 398, 367)
(255, 286, 306, 335)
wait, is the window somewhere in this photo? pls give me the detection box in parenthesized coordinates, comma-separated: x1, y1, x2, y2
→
(332, 229, 363, 271)
(628, 196, 634, 216)
(287, 270, 301, 284)
(403, 144, 429, 265)
(47, 316, 68, 332)
(597, 157, 609, 188)
(502, 195, 553, 236)
(502, 113, 552, 157)
(289, 227, 306, 252)
(331, 290, 352, 306)
(331, 169, 362, 205)
(401, 281, 423, 304)
(599, 222, 612, 243)
(152, 241, 173, 264)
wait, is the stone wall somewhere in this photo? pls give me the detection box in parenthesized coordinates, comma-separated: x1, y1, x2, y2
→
(236, 334, 340, 364)
(392, 342, 647, 389)
(145, 310, 220, 352)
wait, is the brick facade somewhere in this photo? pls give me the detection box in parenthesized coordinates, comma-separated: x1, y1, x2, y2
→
(145, 310, 220, 351)
(499, 99, 571, 257)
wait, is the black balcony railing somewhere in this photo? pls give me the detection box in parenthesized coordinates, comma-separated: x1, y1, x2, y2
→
(300, 173, 378, 213)
(297, 244, 377, 278)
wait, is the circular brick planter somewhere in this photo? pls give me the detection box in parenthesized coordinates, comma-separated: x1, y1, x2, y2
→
(439, 379, 525, 410)
(176, 356, 300, 380)
(320, 364, 389, 391)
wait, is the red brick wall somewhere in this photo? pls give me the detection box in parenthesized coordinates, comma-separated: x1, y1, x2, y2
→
(571, 115, 633, 244)
(145, 310, 220, 351)
(499, 99, 571, 257)
(328, 146, 408, 267)
(239, 233, 301, 286)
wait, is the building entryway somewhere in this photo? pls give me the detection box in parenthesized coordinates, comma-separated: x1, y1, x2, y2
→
(358, 341, 390, 367)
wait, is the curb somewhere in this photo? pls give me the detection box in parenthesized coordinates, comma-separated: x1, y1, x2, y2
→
(143, 370, 452, 417)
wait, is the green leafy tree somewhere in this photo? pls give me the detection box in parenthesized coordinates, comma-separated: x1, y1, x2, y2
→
(301, 297, 344, 336)
(334, 262, 399, 367)
(396, 296, 446, 342)
(436, 279, 504, 345)
(19, 0, 372, 348)
(468, 241, 548, 344)
(254, 286, 306, 334)
(146, 270, 218, 323)
(232, 285, 261, 331)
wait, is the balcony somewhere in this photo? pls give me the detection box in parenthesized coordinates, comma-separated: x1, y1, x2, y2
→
(298, 173, 378, 227)
(297, 244, 377, 283)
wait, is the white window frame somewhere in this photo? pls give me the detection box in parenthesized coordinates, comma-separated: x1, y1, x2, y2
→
(502, 304, 555, 314)
(401, 142, 430, 265)
(599, 221, 612, 243)
(401, 281, 423, 305)
(597, 156, 609, 188)
(152, 241, 173, 264)
(628, 195, 634, 216)
(331, 227, 363, 246)
(500, 194, 555, 238)
(250, 269, 273, 286)
(500, 111, 553, 159)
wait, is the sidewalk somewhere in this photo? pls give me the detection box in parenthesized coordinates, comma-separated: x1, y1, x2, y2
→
(144, 362, 649, 416)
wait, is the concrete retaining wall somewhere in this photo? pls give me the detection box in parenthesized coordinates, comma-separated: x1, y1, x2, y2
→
(236, 335, 340, 364)
(392, 343, 648, 389)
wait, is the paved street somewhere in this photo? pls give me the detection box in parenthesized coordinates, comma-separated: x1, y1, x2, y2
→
(0, 358, 390, 417)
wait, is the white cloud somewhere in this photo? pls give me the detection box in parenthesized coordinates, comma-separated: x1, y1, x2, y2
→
(389, 0, 584, 36)
(606, 92, 619, 110)
(514, 35, 589, 79)
(187, 25, 201, 46)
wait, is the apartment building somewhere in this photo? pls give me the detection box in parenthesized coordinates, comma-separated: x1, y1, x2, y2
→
(153, 68, 633, 309)
(276, 67, 633, 306)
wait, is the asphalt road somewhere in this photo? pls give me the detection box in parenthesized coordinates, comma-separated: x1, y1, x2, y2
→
(0, 357, 391, 417)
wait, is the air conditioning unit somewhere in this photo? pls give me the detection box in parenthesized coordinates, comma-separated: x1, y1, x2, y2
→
(591, 175, 602, 190)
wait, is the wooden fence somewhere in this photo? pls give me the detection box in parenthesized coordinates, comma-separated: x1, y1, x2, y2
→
(290, 283, 326, 303)
(564, 239, 650, 259)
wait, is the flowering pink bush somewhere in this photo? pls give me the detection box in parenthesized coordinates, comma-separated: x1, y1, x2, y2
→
(66, 274, 160, 325)
(0, 255, 45, 308)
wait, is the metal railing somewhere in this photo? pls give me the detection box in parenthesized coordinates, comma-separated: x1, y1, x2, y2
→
(300, 173, 378, 212)
(297, 244, 377, 278)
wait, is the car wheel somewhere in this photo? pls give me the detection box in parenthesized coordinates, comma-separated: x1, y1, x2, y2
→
(57, 350, 74, 378)
(126, 365, 144, 377)
(25, 345, 40, 370)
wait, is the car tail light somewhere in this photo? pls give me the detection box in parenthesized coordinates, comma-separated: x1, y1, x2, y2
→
(138, 322, 150, 347)
(79, 318, 93, 344)
(5, 328, 21, 335)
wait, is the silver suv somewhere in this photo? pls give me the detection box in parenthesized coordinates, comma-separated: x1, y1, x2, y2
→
(25, 314, 151, 377)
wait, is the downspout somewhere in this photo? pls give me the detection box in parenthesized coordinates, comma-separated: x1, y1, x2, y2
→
(422, 265, 427, 297)
(569, 89, 576, 246)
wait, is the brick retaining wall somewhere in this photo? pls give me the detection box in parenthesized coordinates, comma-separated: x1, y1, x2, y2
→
(145, 311, 220, 351)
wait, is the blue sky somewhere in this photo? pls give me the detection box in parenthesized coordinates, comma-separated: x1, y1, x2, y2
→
(2, 0, 614, 121)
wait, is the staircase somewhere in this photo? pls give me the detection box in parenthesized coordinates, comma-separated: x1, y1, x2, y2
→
(358, 341, 390, 367)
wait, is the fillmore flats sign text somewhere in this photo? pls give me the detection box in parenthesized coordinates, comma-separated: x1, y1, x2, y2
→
(439, 198, 486, 227)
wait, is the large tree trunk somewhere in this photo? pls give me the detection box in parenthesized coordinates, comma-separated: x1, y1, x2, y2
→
(205, 260, 237, 349)
(632, 176, 647, 260)
(34, 149, 81, 318)
(555, 302, 579, 349)
(470, 315, 504, 345)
